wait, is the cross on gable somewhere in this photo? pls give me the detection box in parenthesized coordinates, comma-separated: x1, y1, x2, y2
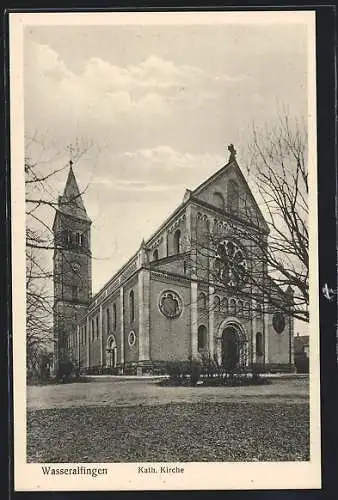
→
(227, 144, 237, 162)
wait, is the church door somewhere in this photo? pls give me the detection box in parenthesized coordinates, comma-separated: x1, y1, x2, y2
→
(221, 326, 240, 371)
(107, 347, 117, 369)
(106, 335, 117, 369)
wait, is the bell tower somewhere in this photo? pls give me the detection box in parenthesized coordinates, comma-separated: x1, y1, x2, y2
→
(52, 159, 92, 375)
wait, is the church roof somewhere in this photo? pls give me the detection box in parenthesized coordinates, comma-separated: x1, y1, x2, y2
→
(57, 164, 91, 222)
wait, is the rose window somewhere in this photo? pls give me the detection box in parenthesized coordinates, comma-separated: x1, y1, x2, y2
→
(159, 290, 183, 319)
(214, 239, 247, 287)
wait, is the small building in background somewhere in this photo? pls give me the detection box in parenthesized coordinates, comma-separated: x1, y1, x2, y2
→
(293, 333, 309, 373)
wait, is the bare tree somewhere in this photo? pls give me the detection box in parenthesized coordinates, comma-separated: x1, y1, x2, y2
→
(247, 113, 308, 321)
(25, 133, 94, 376)
(188, 113, 308, 323)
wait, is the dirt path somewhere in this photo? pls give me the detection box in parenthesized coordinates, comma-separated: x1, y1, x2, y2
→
(27, 377, 309, 410)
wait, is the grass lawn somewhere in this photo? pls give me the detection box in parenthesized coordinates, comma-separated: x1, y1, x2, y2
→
(27, 401, 309, 462)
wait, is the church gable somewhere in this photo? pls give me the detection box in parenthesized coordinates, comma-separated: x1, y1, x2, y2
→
(192, 160, 268, 232)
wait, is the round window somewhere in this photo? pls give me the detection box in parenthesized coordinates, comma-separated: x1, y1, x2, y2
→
(128, 330, 136, 346)
(272, 312, 286, 334)
(159, 290, 183, 319)
(214, 239, 247, 287)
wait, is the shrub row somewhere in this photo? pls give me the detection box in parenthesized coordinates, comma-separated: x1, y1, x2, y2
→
(165, 357, 268, 387)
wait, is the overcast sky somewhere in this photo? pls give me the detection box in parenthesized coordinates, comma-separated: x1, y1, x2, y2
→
(24, 17, 309, 321)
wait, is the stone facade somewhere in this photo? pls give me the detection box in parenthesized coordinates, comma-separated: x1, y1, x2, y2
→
(54, 156, 295, 375)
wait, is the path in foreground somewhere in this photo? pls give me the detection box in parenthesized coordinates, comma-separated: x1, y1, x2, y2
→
(27, 401, 309, 462)
(27, 377, 309, 410)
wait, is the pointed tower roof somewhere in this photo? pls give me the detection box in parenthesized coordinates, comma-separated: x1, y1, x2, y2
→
(57, 164, 91, 222)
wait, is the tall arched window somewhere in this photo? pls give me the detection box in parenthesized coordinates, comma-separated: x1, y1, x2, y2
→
(129, 290, 135, 323)
(256, 332, 263, 357)
(256, 304, 262, 318)
(228, 180, 239, 213)
(214, 295, 221, 312)
(153, 249, 159, 261)
(212, 191, 225, 210)
(113, 303, 117, 330)
(106, 307, 110, 333)
(198, 325, 207, 350)
(91, 318, 95, 341)
(237, 300, 243, 317)
(229, 298, 236, 316)
(81, 232, 87, 248)
(173, 229, 181, 254)
(198, 292, 207, 310)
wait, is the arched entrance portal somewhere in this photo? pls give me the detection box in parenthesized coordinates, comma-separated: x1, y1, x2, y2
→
(106, 335, 117, 369)
(219, 322, 248, 370)
(222, 327, 240, 370)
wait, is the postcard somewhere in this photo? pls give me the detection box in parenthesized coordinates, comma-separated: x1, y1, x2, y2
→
(10, 10, 320, 491)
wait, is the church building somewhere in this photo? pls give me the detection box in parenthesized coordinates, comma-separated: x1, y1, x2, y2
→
(53, 146, 294, 375)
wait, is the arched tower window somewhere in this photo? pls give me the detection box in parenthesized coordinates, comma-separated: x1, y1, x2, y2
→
(237, 300, 243, 317)
(129, 290, 135, 323)
(153, 249, 159, 261)
(256, 332, 263, 357)
(81, 232, 87, 248)
(198, 292, 207, 310)
(212, 191, 225, 210)
(173, 229, 181, 254)
(198, 325, 207, 350)
(228, 180, 239, 213)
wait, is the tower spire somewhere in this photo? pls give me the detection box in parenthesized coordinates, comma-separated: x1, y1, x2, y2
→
(57, 148, 91, 222)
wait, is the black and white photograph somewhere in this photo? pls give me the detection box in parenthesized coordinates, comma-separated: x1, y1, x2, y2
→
(10, 10, 320, 491)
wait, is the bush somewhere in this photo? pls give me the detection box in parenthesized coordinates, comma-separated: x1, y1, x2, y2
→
(190, 359, 203, 385)
(201, 354, 218, 378)
(166, 360, 189, 382)
(295, 356, 309, 374)
(57, 360, 77, 383)
(165, 359, 203, 386)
